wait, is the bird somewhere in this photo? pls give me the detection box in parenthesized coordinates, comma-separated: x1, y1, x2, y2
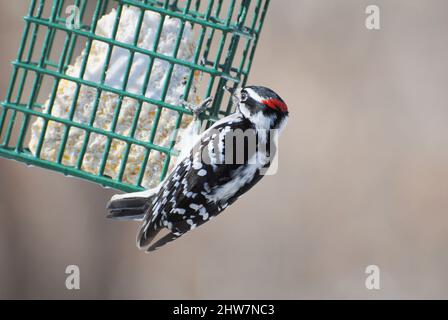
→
(107, 85, 289, 252)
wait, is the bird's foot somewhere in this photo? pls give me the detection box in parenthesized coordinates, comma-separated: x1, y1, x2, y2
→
(181, 96, 213, 120)
(223, 85, 236, 94)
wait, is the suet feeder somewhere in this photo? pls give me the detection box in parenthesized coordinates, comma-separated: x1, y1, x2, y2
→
(0, 0, 270, 192)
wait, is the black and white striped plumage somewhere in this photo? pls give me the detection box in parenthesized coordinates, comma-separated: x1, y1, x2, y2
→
(107, 86, 289, 252)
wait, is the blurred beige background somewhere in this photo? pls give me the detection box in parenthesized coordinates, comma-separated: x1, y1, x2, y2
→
(1, 0, 448, 299)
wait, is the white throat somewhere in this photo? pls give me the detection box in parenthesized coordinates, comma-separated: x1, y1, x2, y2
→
(238, 103, 274, 130)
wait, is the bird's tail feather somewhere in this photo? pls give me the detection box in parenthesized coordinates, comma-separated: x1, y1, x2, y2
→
(106, 188, 158, 221)
(137, 219, 161, 249)
(107, 186, 179, 252)
(147, 232, 180, 252)
(137, 221, 179, 252)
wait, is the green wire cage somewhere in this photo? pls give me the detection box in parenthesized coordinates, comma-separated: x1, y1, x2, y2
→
(0, 0, 270, 192)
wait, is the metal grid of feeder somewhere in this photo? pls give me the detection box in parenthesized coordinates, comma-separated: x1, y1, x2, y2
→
(0, 0, 270, 192)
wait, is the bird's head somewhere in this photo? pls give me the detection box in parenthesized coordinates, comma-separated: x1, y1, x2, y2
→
(226, 85, 289, 131)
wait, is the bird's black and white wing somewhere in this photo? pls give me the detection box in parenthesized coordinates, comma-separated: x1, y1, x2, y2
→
(137, 114, 268, 251)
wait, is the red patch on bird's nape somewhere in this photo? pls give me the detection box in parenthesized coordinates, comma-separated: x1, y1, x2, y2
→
(262, 98, 288, 113)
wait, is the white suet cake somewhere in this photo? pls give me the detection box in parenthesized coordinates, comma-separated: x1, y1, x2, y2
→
(29, 6, 201, 188)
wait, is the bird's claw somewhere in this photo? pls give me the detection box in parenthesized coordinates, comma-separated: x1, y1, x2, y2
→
(223, 85, 236, 94)
(181, 96, 213, 119)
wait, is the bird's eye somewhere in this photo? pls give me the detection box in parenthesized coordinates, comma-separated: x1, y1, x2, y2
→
(240, 91, 248, 102)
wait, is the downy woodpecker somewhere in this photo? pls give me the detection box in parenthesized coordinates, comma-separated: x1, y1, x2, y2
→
(107, 86, 289, 251)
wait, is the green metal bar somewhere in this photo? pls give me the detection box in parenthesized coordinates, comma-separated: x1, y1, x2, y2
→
(94, 4, 128, 176)
(243, 0, 270, 76)
(104, 6, 147, 180)
(203, 0, 237, 129)
(136, 0, 192, 185)
(136, 0, 172, 187)
(41, 0, 65, 69)
(2, 0, 45, 148)
(2, 1, 42, 146)
(62, 0, 89, 72)
(122, 0, 254, 35)
(101, 0, 110, 16)
(211, 0, 250, 121)
(0, 146, 143, 193)
(0, 0, 40, 146)
(16, 2, 59, 150)
(13, 60, 232, 116)
(194, 0, 201, 12)
(116, 6, 153, 181)
(35, 0, 85, 159)
(2, 102, 173, 155)
(201, 0, 223, 66)
(237, 0, 263, 77)
(224, 0, 262, 115)
(182, 0, 215, 103)
(160, 0, 201, 180)
(169, 0, 216, 163)
(79, 1, 156, 173)
(56, 0, 111, 164)
(160, 0, 214, 167)
(15, 1, 60, 152)
(24, 15, 241, 81)
(0, 0, 270, 192)
(76, 0, 110, 169)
